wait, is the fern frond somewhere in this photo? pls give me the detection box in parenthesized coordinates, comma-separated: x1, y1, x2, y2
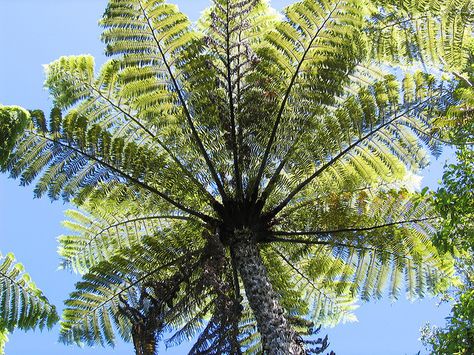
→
(59, 198, 199, 274)
(60, 232, 205, 346)
(0, 252, 58, 333)
(265, 72, 444, 217)
(264, 246, 359, 327)
(251, 0, 365, 194)
(0, 106, 30, 169)
(0, 328, 7, 355)
(1, 106, 215, 223)
(101, 0, 228, 198)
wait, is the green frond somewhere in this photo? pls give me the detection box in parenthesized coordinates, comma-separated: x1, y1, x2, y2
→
(272, 189, 455, 303)
(262, 72, 442, 214)
(59, 197, 200, 274)
(0, 252, 58, 333)
(60, 231, 243, 351)
(59, 232, 203, 346)
(245, 0, 366, 188)
(1, 103, 212, 223)
(263, 246, 359, 327)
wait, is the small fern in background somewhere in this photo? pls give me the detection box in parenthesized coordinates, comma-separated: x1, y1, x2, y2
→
(0, 252, 58, 353)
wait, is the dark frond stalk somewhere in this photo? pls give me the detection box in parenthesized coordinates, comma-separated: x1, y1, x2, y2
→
(259, 126, 305, 203)
(137, 0, 228, 200)
(268, 97, 435, 218)
(267, 236, 418, 261)
(231, 229, 306, 354)
(250, 0, 342, 201)
(224, 0, 244, 199)
(92, 87, 217, 204)
(272, 217, 436, 236)
(36, 133, 216, 223)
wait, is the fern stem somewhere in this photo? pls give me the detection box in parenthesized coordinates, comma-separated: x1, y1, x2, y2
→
(267, 237, 424, 262)
(224, 0, 244, 199)
(35, 132, 217, 223)
(272, 217, 436, 236)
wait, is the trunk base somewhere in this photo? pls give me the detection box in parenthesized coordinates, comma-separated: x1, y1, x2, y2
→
(231, 229, 306, 354)
(132, 324, 157, 355)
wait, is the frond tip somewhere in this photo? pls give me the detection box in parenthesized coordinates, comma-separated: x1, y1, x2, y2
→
(0, 106, 29, 169)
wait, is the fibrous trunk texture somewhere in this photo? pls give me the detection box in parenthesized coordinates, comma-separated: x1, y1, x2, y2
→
(231, 229, 306, 354)
(132, 325, 157, 355)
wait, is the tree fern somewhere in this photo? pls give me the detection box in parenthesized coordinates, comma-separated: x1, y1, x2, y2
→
(1, 0, 470, 352)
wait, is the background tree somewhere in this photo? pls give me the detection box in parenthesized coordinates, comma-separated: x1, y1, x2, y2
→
(421, 147, 474, 354)
(421, 63, 474, 355)
(1, 0, 473, 353)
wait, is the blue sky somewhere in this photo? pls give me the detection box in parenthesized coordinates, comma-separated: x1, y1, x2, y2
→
(0, 0, 452, 354)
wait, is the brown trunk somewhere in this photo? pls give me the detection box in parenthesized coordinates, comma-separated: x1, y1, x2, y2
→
(231, 229, 306, 354)
(132, 324, 157, 355)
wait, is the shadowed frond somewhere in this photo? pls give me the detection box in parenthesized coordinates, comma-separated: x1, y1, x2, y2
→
(59, 230, 206, 346)
(270, 190, 454, 301)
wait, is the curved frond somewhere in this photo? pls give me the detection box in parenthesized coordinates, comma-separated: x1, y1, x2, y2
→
(59, 197, 199, 274)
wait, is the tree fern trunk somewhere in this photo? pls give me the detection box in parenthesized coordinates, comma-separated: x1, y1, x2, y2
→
(231, 229, 306, 354)
(132, 325, 157, 355)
